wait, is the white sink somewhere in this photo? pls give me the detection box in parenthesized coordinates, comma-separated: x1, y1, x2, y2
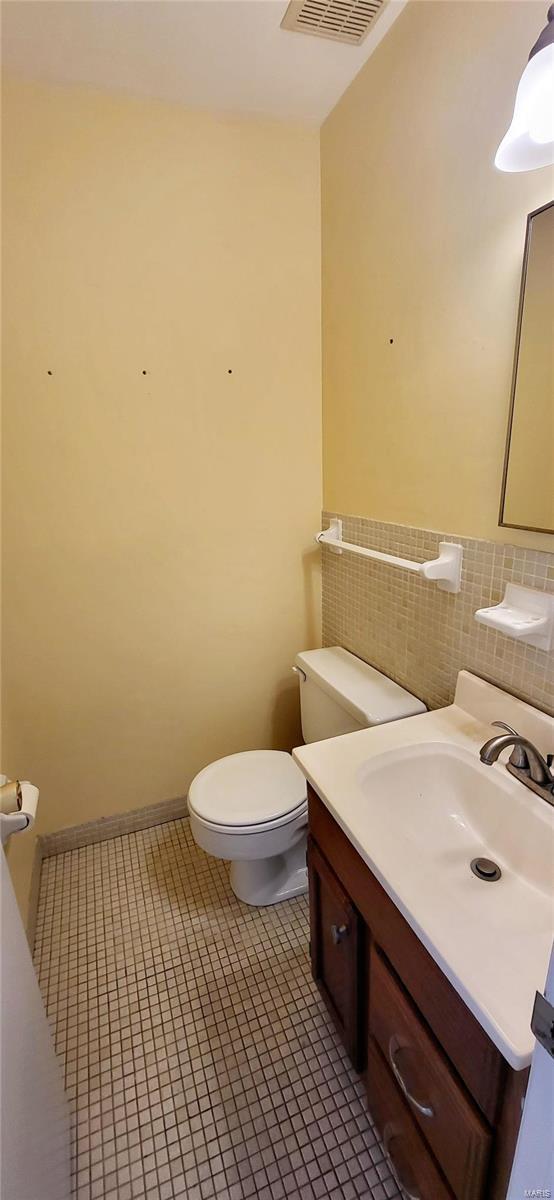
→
(293, 670, 554, 1068)
(357, 741, 553, 898)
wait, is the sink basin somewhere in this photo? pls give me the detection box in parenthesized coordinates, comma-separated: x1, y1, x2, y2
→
(357, 741, 553, 898)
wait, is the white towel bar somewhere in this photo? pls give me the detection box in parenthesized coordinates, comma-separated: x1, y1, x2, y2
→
(316, 519, 463, 593)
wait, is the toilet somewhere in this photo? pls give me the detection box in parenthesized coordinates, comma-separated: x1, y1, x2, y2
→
(188, 647, 426, 906)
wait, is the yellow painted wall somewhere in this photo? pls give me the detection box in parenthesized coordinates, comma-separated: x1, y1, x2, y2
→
(321, 0, 554, 551)
(2, 79, 321, 922)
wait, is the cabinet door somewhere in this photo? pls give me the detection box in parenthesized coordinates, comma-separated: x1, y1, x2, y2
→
(307, 836, 364, 1069)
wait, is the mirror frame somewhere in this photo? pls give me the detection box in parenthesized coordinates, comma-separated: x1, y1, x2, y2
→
(498, 198, 554, 535)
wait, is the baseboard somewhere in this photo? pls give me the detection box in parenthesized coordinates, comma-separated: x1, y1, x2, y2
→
(40, 794, 189, 858)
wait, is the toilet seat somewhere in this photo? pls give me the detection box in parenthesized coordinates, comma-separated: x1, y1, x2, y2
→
(188, 750, 307, 832)
(190, 802, 307, 837)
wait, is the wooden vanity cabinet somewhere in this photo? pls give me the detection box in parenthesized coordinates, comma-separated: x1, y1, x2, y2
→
(307, 785, 528, 1200)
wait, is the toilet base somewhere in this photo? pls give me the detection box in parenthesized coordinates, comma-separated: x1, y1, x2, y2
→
(229, 837, 308, 906)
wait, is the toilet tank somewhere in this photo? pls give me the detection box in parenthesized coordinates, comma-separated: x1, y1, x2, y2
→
(295, 647, 426, 744)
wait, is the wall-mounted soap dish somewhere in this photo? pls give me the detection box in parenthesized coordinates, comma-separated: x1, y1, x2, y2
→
(475, 583, 554, 651)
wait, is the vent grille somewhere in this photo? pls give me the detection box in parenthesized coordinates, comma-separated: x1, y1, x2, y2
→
(281, 0, 387, 46)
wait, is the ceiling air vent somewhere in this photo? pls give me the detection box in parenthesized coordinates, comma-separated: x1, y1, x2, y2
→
(281, 0, 388, 46)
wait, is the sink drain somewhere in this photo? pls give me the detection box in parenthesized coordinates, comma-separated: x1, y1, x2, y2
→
(470, 857, 502, 882)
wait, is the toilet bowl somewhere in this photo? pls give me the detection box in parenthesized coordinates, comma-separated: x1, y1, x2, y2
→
(188, 750, 308, 906)
(188, 647, 426, 906)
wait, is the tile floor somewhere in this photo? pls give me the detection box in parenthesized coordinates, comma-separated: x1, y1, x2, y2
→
(34, 817, 401, 1200)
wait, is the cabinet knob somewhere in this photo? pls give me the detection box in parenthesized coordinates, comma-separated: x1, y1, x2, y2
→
(330, 923, 348, 944)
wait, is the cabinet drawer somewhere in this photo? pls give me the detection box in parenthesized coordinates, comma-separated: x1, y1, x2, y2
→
(307, 836, 364, 1069)
(367, 1038, 454, 1200)
(369, 947, 491, 1200)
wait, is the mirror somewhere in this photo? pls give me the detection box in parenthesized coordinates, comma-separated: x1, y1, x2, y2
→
(499, 201, 554, 534)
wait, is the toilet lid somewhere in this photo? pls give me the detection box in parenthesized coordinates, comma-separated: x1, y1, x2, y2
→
(188, 750, 307, 828)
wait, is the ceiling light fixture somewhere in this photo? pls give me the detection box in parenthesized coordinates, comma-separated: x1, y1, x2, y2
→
(495, 3, 554, 172)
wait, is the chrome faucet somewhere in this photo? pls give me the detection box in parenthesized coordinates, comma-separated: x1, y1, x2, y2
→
(480, 721, 554, 807)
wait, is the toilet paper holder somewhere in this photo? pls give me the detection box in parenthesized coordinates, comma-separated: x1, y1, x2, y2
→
(0, 776, 39, 841)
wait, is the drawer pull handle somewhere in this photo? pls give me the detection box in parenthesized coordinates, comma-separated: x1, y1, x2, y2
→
(383, 1123, 421, 1200)
(330, 923, 348, 944)
(388, 1036, 434, 1119)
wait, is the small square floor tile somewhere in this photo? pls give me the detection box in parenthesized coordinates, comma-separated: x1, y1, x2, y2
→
(34, 817, 400, 1200)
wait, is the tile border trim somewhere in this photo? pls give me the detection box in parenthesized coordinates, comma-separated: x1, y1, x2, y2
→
(39, 794, 189, 859)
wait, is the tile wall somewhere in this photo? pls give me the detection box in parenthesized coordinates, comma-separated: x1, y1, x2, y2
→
(321, 512, 554, 714)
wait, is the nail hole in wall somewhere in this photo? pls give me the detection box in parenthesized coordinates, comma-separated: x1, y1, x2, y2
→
(142, 370, 147, 375)
(47, 370, 53, 375)
(228, 369, 233, 375)
(389, 339, 394, 345)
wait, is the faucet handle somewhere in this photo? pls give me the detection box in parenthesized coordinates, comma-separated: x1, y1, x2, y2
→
(491, 722, 529, 770)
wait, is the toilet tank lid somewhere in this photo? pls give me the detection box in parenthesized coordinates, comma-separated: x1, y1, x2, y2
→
(295, 647, 426, 727)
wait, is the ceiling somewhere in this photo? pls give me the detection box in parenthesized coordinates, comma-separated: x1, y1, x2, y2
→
(1, 0, 407, 124)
